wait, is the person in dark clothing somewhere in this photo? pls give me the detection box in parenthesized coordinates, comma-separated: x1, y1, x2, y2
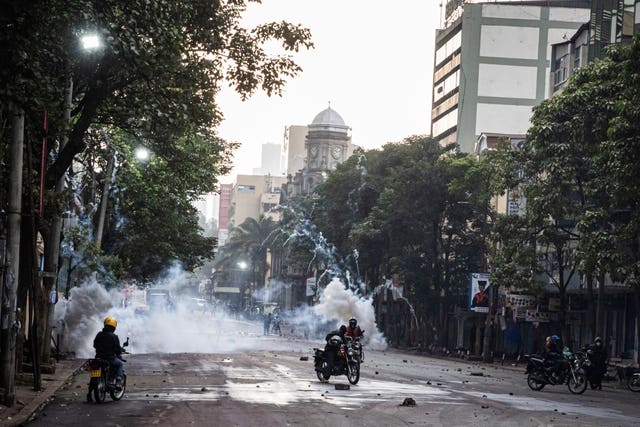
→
(93, 316, 126, 385)
(263, 313, 272, 336)
(324, 325, 347, 374)
(586, 336, 608, 390)
(345, 317, 364, 340)
(543, 335, 565, 380)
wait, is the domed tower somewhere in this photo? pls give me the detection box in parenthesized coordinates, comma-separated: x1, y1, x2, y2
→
(304, 105, 352, 192)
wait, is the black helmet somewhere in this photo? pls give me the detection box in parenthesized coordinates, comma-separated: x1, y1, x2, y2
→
(349, 317, 357, 328)
(339, 325, 347, 334)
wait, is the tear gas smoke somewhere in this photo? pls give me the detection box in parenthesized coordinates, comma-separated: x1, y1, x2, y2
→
(58, 268, 387, 357)
(313, 278, 387, 350)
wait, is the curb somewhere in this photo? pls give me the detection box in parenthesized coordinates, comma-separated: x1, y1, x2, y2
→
(6, 360, 85, 427)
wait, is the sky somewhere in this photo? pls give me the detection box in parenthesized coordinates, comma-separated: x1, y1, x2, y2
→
(216, 0, 442, 183)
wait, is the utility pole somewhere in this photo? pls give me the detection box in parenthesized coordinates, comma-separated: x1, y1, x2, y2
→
(1, 108, 24, 406)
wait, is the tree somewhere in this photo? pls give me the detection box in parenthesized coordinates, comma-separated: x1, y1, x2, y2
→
(0, 0, 313, 403)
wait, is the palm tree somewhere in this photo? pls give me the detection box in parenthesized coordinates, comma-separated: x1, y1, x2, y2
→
(214, 216, 281, 310)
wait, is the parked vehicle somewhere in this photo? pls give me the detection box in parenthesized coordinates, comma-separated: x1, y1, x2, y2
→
(628, 371, 640, 392)
(314, 336, 360, 385)
(525, 350, 587, 394)
(86, 338, 129, 403)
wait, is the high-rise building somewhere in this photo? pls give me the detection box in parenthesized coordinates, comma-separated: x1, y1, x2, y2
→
(252, 142, 284, 176)
(284, 125, 308, 176)
(431, 0, 591, 152)
(217, 183, 233, 246)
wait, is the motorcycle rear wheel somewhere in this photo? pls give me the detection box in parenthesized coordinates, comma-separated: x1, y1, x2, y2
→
(93, 374, 107, 403)
(347, 360, 360, 385)
(568, 372, 587, 394)
(628, 374, 640, 392)
(316, 361, 330, 383)
(527, 373, 545, 391)
(110, 374, 126, 400)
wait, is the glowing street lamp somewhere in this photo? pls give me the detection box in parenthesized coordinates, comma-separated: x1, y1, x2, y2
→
(134, 146, 150, 162)
(80, 34, 101, 50)
(237, 261, 248, 270)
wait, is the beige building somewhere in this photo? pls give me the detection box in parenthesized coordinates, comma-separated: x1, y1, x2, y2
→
(228, 174, 287, 229)
(284, 125, 308, 177)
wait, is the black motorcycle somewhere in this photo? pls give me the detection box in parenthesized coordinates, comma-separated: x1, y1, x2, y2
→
(86, 338, 129, 403)
(314, 336, 360, 385)
(525, 351, 587, 394)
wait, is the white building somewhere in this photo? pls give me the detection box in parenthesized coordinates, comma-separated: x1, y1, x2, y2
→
(431, 0, 591, 152)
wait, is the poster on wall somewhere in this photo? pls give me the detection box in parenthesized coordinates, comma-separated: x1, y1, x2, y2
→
(305, 277, 316, 297)
(469, 273, 491, 313)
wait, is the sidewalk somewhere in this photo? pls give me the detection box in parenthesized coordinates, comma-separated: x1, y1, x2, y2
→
(0, 359, 85, 426)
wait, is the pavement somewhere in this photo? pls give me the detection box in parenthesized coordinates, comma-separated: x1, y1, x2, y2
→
(0, 359, 86, 427)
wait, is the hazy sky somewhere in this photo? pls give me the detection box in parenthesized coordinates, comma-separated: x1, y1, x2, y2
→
(217, 0, 441, 182)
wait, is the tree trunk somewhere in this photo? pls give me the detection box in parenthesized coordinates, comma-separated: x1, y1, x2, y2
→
(41, 76, 73, 366)
(1, 108, 24, 406)
(595, 272, 605, 338)
(585, 273, 595, 339)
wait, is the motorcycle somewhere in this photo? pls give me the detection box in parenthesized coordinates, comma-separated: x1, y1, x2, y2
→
(525, 350, 587, 394)
(352, 337, 364, 363)
(628, 371, 640, 392)
(86, 338, 129, 403)
(314, 335, 360, 385)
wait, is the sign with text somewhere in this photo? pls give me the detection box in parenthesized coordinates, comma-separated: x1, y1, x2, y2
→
(305, 277, 317, 297)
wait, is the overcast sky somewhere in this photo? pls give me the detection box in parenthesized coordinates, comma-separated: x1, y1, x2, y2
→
(216, 0, 441, 182)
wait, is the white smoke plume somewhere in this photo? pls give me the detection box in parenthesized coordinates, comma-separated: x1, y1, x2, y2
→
(313, 278, 387, 350)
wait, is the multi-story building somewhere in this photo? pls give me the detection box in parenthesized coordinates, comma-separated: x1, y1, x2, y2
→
(217, 183, 233, 246)
(589, 0, 640, 60)
(228, 174, 287, 229)
(431, 0, 591, 152)
(282, 106, 353, 199)
(252, 142, 285, 176)
(284, 125, 308, 177)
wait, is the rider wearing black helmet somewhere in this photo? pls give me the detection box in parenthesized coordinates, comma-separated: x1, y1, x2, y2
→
(324, 325, 347, 374)
(345, 317, 364, 340)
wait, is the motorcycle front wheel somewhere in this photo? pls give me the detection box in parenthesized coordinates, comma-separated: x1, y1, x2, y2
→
(568, 372, 587, 394)
(527, 373, 545, 391)
(110, 374, 126, 400)
(316, 361, 330, 383)
(628, 374, 640, 392)
(347, 360, 360, 385)
(93, 374, 107, 403)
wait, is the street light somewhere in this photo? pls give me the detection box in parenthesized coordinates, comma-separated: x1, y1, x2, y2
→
(134, 147, 150, 162)
(80, 34, 101, 50)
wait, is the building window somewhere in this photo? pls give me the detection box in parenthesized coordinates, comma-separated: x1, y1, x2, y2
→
(236, 185, 255, 192)
(432, 108, 458, 137)
(553, 54, 568, 87)
(435, 31, 462, 66)
(433, 70, 460, 103)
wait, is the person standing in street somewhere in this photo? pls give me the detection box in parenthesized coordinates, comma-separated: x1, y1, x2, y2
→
(263, 313, 272, 336)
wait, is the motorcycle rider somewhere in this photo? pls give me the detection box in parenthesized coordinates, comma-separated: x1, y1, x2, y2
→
(324, 325, 347, 374)
(345, 317, 364, 340)
(586, 336, 608, 390)
(93, 316, 126, 386)
(543, 335, 564, 381)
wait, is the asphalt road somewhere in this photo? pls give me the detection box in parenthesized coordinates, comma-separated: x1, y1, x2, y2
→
(27, 323, 640, 427)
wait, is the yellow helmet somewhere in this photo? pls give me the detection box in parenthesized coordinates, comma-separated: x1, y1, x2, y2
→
(104, 316, 117, 329)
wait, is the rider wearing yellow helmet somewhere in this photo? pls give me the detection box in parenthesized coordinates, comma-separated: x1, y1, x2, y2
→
(93, 316, 126, 385)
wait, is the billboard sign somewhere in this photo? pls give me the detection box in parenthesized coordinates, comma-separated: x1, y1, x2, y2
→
(469, 273, 490, 313)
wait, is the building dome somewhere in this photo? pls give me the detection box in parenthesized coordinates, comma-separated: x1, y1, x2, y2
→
(311, 107, 345, 126)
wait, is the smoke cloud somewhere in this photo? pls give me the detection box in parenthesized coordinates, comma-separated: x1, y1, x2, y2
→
(313, 278, 387, 350)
